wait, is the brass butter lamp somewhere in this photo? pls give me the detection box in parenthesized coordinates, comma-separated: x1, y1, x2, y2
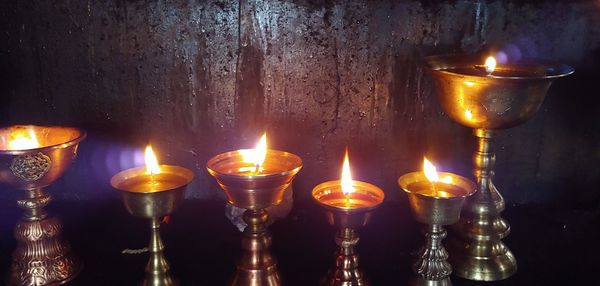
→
(111, 145, 193, 286)
(398, 158, 476, 286)
(207, 133, 302, 286)
(0, 125, 85, 286)
(311, 149, 384, 286)
(425, 54, 573, 280)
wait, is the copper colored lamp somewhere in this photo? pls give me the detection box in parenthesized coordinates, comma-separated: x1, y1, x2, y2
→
(311, 149, 384, 286)
(207, 135, 302, 286)
(0, 125, 85, 286)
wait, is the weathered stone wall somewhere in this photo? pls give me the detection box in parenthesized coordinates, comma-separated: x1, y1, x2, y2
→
(1, 0, 599, 205)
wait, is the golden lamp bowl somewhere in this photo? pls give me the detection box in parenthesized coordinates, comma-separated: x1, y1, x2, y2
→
(0, 125, 86, 190)
(425, 54, 574, 129)
(206, 149, 302, 210)
(312, 180, 385, 229)
(398, 172, 476, 225)
(111, 165, 194, 219)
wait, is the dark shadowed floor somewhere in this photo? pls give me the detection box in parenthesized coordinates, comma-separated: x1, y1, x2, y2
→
(1, 198, 598, 286)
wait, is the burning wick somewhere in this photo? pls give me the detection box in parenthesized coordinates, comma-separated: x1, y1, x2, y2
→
(239, 133, 267, 175)
(423, 158, 439, 192)
(341, 148, 354, 195)
(484, 57, 497, 74)
(8, 128, 40, 150)
(145, 145, 161, 175)
(145, 145, 161, 186)
(423, 157, 453, 196)
(474, 56, 497, 75)
(341, 148, 355, 207)
(253, 134, 267, 174)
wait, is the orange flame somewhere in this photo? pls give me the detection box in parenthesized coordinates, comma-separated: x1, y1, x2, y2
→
(423, 157, 452, 184)
(485, 56, 497, 73)
(464, 110, 473, 120)
(341, 148, 354, 195)
(8, 128, 40, 150)
(239, 133, 267, 172)
(145, 145, 161, 175)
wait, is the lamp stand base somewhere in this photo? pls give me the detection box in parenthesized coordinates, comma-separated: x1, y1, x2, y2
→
(447, 129, 517, 281)
(323, 228, 367, 286)
(411, 224, 452, 286)
(10, 189, 80, 286)
(447, 236, 516, 281)
(231, 209, 281, 286)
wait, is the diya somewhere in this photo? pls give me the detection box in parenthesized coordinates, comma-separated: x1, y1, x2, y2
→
(207, 133, 302, 286)
(398, 158, 476, 286)
(425, 53, 573, 280)
(111, 145, 193, 286)
(312, 149, 384, 286)
(0, 125, 85, 286)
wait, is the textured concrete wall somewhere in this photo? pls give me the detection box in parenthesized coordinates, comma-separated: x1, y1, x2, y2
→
(0, 0, 599, 205)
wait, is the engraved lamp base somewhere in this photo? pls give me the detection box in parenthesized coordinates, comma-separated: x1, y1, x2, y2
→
(410, 225, 451, 286)
(9, 189, 81, 286)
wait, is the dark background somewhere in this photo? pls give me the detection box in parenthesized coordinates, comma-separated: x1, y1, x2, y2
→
(0, 0, 599, 285)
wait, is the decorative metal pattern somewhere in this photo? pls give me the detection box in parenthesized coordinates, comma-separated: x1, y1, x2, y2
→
(10, 152, 52, 182)
(11, 216, 79, 286)
(17, 193, 51, 212)
(398, 170, 475, 286)
(0, 126, 85, 286)
(414, 226, 452, 281)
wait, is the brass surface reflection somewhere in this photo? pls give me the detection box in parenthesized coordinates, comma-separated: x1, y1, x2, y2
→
(425, 54, 573, 281)
(0, 125, 85, 286)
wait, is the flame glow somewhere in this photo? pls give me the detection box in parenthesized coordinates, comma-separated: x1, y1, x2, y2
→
(440, 176, 453, 184)
(485, 56, 497, 73)
(464, 110, 473, 120)
(436, 190, 451, 198)
(239, 133, 267, 172)
(424, 157, 453, 184)
(8, 128, 40, 150)
(424, 157, 439, 182)
(341, 148, 354, 195)
(145, 145, 161, 175)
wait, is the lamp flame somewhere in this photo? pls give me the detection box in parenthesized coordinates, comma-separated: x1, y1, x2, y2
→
(423, 157, 439, 182)
(145, 145, 161, 175)
(8, 128, 40, 150)
(341, 148, 354, 195)
(464, 110, 473, 120)
(485, 56, 497, 73)
(239, 133, 267, 172)
(423, 157, 453, 184)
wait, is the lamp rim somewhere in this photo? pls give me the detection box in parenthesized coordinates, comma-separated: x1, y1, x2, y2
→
(424, 53, 574, 80)
(0, 125, 86, 155)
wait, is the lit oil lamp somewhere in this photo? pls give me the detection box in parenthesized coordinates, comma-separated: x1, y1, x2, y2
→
(312, 149, 384, 286)
(426, 53, 573, 281)
(207, 133, 302, 286)
(0, 125, 85, 286)
(111, 145, 193, 286)
(398, 158, 476, 286)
